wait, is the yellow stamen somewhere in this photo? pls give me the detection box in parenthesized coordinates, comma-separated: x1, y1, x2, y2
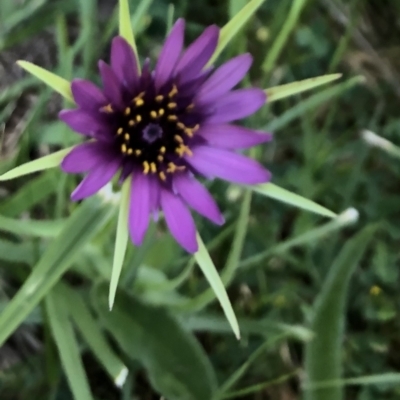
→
(158, 108, 165, 117)
(127, 148, 133, 155)
(136, 114, 142, 122)
(193, 124, 200, 132)
(133, 91, 145, 101)
(124, 107, 131, 115)
(143, 161, 150, 174)
(160, 146, 166, 154)
(168, 115, 178, 121)
(186, 103, 195, 111)
(167, 102, 177, 109)
(150, 110, 157, 119)
(157, 155, 164, 162)
(150, 162, 157, 173)
(121, 144, 127, 153)
(128, 120, 135, 126)
(135, 149, 142, 156)
(124, 133, 130, 141)
(101, 104, 113, 113)
(117, 127, 123, 135)
(176, 144, 193, 157)
(177, 122, 185, 130)
(159, 171, 167, 181)
(169, 85, 178, 98)
(167, 162, 177, 173)
(184, 128, 193, 137)
(174, 135, 183, 143)
(155, 95, 164, 102)
(135, 98, 144, 107)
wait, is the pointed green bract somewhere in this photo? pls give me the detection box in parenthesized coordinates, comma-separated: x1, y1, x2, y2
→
(109, 178, 131, 310)
(194, 233, 240, 339)
(250, 183, 336, 218)
(208, 0, 266, 65)
(17, 60, 73, 102)
(46, 289, 94, 400)
(266, 74, 342, 103)
(0, 147, 73, 181)
(119, 0, 138, 58)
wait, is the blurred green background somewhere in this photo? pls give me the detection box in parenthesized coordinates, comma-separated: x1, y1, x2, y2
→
(1, 0, 400, 399)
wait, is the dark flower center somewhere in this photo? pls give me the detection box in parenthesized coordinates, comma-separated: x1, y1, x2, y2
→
(104, 83, 204, 183)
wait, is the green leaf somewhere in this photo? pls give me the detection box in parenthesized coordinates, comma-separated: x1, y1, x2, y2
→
(261, 0, 307, 74)
(194, 233, 240, 339)
(62, 284, 128, 387)
(304, 373, 400, 390)
(250, 183, 336, 218)
(208, 0, 266, 65)
(109, 178, 131, 310)
(93, 284, 217, 400)
(46, 288, 94, 400)
(0, 215, 65, 237)
(0, 147, 73, 181)
(17, 61, 73, 102)
(266, 74, 342, 103)
(0, 196, 114, 347)
(303, 226, 376, 400)
(119, 0, 138, 59)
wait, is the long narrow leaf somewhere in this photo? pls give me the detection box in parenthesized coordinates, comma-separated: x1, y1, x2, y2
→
(109, 178, 131, 310)
(62, 285, 128, 387)
(250, 183, 336, 218)
(46, 289, 94, 400)
(0, 197, 114, 346)
(17, 61, 73, 102)
(266, 74, 342, 103)
(0, 215, 64, 237)
(194, 233, 240, 339)
(304, 226, 376, 400)
(0, 147, 73, 181)
(208, 0, 266, 65)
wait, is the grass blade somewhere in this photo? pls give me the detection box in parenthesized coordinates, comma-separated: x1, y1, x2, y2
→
(0, 147, 73, 181)
(266, 74, 342, 103)
(250, 183, 336, 218)
(17, 61, 73, 102)
(208, 0, 266, 65)
(0, 196, 114, 347)
(262, 0, 307, 74)
(304, 225, 376, 400)
(46, 288, 94, 400)
(194, 233, 240, 339)
(109, 178, 131, 310)
(62, 284, 128, 387)
(0, 215, 64, 237)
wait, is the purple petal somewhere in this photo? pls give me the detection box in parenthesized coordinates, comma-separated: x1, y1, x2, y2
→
(205, 88, 266, 124)
(155, 19, 185, 90)
(98, 60, 125, 109)
(187, 146, 271, 184)
(161, 189, 198, 253)
(198, 124, 272, 149)
(61, 142, 114, 173)
(71, 79, 107, 111)
(111, 36, 139, 91)
(196, 54, 253, 104)
(71, 160, 120, 201)
(174, 174, 224, 225)
(175, 25, 219, 84)
(129, 173, 152, 246)
(59, 109, 110, 138)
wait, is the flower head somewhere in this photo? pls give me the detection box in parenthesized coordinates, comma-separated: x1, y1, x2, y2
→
(59, 19, 272, 252)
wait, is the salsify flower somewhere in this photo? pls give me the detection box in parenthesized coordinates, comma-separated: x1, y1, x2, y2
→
(59, 19, 272, 252)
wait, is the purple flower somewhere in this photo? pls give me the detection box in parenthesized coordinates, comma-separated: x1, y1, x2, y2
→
(59, 19, 272, 252)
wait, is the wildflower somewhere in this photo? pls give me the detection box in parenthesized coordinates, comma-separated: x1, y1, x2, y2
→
(59, 19, 271, 252)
